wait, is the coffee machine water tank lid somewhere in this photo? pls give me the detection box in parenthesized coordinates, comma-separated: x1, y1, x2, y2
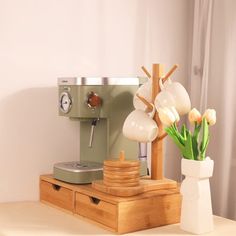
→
(58, 77, 139, 86)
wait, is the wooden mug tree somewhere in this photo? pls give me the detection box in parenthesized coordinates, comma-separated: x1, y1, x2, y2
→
(93, 64, 180, 195)
(139, 64, 178, 181)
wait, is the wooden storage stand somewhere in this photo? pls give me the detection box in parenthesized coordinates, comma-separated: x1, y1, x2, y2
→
(40, 175, 181, 234)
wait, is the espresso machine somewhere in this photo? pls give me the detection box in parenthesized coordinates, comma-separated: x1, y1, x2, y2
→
(54, 77, 147, 184)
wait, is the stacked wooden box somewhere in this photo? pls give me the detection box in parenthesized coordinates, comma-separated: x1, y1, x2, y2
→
(40, 175, 181, 234)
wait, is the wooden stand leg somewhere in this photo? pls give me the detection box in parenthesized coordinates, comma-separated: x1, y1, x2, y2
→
(151, 64, 164, 180)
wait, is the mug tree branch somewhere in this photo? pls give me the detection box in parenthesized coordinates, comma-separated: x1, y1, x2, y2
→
(136, 93, 153, 113)
(141, 66, 152, 79)
(162, 64, 178, 82)
(157, 132, 168, 141)
(155, 64, 179, 142)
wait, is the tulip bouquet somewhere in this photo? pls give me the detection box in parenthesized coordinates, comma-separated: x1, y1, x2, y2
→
(158, 107, 216, 161)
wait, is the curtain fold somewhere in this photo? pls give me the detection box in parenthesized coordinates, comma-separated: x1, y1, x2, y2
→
(190, 0, 236, 220)
(190, 0, 213, 112)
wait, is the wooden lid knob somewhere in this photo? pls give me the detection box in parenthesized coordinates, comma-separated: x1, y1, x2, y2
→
(104, 151, 140, 168)
(119, 151, 125, 161)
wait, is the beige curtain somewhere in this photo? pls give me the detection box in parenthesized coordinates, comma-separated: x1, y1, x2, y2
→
(190, 0, 236, 220)
(189, 0, 213, 112)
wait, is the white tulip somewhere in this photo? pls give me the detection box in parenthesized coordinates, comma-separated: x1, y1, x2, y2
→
(169, 106, 180, 122)
(203, 109, 216, 126)
(158, 107, 176, 127)
(188, 108, 202, 124)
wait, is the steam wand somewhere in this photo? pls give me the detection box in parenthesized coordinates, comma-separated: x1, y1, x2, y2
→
(88, 118, 99, 148)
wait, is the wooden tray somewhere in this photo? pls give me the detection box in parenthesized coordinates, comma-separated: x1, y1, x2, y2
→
(92, 177, 177, 197)
(92, 180, 143, 197)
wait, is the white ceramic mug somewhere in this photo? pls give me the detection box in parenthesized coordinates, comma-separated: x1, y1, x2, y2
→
(122, 109, 158, 143)
(133, 80, 152, 112)
(154, 78, 191, 115)
(154, 89, 176, 110)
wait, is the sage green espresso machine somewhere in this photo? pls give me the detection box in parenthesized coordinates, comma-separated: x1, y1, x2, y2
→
(54, 77, 147, 184)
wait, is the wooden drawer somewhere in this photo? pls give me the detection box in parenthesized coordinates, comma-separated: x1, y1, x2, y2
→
(40, 180, 74, 212)
(75, 192, 117, 230)
(40, 175, 181, 234)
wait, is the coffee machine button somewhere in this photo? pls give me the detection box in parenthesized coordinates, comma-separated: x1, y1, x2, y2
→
(86, 92, 102, 109)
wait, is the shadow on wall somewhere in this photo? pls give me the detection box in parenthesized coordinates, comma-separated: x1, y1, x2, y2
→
(0, 87, 79, 202)
(164, 138, 182, 182)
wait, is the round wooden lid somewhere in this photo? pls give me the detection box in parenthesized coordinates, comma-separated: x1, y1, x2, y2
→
(103, 165, 140, 172)
(104, 151, 140, 168)
(104, 170, 139, 177)
(104, 172, 139, 180)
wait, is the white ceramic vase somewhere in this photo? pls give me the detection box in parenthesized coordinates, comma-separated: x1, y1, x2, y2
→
(180, 157, 214, 235)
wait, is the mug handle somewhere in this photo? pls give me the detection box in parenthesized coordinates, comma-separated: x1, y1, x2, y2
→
(159, 77, 172, 90)
(147, 103, 156, 119)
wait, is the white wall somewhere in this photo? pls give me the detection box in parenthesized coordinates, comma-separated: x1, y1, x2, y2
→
(0, 0, 192, 202)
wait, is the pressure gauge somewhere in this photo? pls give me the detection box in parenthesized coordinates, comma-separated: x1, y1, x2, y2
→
(59, 92, 72, 113)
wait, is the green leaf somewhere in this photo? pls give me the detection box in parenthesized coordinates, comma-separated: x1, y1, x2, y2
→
(181, 124, 187, 140)
(200, 117, 209, 160)
(202, 137, 209, 153)
(181, 132, 194, 160)
(193, 123, 202, 139)
(172, 123, 185, 146)
(200, 137, 209, 160)
(166, 125, 185, 146)
(201, 118, 209, 147)
(165, 127, 185, 152)
(165, 126, 174, 136)
(191, 122, 201, 160)
(192, 135, 199, 160)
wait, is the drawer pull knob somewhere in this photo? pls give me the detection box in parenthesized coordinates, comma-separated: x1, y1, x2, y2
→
(52, 184, 61, 191)
(90, 196, 101, 205)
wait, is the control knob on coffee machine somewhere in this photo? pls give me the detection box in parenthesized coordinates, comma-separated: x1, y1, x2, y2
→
(86, 91, 102, 109)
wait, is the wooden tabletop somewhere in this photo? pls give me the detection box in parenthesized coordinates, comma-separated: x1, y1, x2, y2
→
(0, 202, 236, 236)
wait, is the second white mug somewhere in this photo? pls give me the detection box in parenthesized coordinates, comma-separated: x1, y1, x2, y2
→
(155, 78, 191, 115)
(133, 80, 152, 112)
(123, 109, 158, 143)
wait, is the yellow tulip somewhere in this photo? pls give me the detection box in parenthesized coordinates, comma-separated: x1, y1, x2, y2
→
(169, 107, 180, 122)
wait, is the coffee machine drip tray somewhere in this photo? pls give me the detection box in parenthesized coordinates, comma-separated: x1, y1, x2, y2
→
(53, 161, 103, 184)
